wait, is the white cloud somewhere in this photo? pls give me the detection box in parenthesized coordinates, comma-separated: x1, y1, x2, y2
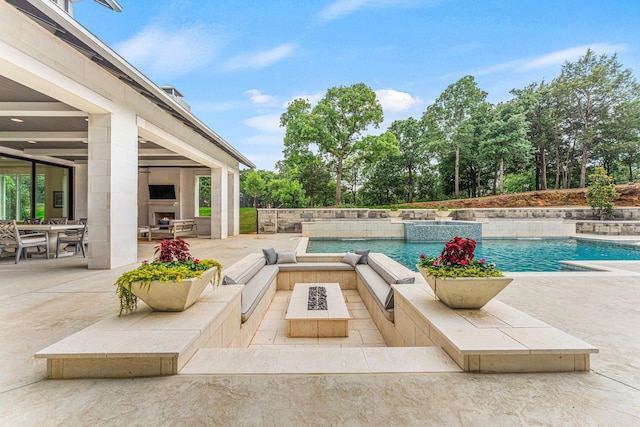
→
(520, 43, 626, 71)
(476, 43, 627, 76)
(223, 43, 297, 71)
(115, 22, 224, 79)
(375, 89, 421, 113)
(317, 0, 436, 23)
(243, 114, 284, 134)
(245, 89, 277, 105)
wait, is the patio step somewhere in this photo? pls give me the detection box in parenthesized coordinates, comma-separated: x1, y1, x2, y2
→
(180, 346, 462, 375)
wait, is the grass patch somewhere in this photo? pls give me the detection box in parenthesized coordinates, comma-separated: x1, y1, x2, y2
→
(240, 208, 257, 234)
(197, 207, 255, 233)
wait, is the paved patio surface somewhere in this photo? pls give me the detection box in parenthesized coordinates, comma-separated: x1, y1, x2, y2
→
(0, 234, 639, 425)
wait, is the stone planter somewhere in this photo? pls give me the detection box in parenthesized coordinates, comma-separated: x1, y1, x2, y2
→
(434, 210, 452, 220)
(417, 265, 512, 309)
(388, 210, 402, 218)
(130, 267, 218, 311)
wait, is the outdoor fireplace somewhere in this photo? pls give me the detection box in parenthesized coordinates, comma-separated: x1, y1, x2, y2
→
(154, 212, 175, 225)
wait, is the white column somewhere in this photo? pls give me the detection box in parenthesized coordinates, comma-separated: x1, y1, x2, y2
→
(228, 168, 239, 236)
(210, 166, 228, 239)
(87, 111, 138, 269)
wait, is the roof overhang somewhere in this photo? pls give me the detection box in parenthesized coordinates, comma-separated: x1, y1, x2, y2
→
(5, 0, 255, 169)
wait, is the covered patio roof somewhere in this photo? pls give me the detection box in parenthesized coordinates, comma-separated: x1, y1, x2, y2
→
(1, 0, 255, 169)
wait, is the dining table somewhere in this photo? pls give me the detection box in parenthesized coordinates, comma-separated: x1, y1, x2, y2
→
(16, 223, 85, 258)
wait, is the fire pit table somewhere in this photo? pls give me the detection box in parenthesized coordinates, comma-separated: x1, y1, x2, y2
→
(285, 283, 351, 338)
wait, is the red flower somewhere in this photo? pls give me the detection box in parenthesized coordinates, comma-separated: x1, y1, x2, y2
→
(460, 260, 468, 266)
(193, 258, 200, 263)
(419, 254, 425, 259)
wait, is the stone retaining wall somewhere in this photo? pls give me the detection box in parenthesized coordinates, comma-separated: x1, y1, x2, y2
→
(576, 221, 640, 236)
(258, 208, 640, 236)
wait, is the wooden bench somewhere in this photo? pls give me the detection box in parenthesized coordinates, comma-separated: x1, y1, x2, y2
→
(147, 219, 198, 241)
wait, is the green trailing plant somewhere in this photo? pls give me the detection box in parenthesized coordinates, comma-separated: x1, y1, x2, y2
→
(115, 238, 222, 316)
(417, 236, 503, 278)
(586, 166, 617, 220)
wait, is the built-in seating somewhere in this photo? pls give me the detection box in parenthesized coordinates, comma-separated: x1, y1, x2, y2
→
(35, 248, 598, 378)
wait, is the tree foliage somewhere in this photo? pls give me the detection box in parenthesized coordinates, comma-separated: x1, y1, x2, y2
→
(280, 83, 383, 206)
(586, 166, 617, 219)
(252, 49, 640, 208)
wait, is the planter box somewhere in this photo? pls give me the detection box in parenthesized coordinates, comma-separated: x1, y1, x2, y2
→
(434, 210, 452, 220)
(130, 267, 218, 311)
(417, 266, 512, 309)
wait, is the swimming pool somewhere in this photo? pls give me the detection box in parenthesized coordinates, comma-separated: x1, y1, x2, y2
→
(306, 238, 640, 272)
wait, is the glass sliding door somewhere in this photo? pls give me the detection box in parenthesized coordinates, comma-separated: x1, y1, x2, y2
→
(0, 155, 72, 220)
(0, 157, 31, 220)
(36, 163, 69, 219)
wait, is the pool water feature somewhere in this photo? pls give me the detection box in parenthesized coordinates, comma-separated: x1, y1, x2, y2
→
(306, 238, 640, 272)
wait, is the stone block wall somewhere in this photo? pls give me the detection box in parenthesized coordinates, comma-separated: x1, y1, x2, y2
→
(575, 221, 640, 236)
(258, 209, 390, 234)
(258, 207, 640, 236)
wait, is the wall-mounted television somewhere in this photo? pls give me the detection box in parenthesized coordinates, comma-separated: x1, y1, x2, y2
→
(148, 184, 176, 200)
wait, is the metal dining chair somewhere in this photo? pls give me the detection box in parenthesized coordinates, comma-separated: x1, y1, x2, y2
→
(0, 220, 50, 263)
(20, 218, 45, 236)
(56, 222, 88, 258)
(46, 218, 68, 225)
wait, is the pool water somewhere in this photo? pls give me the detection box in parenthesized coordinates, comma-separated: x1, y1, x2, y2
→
(306, 239, 640, 272)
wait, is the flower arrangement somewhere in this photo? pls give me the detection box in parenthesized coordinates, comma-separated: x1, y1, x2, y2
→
(417, 236, 503, 279)
(115, 238, 222, 316)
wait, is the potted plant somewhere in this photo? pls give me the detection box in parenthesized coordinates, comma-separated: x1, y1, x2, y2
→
(434, 206, 452, 220)
(388, 204, 402, 218)
(115, 238, 222, 316)
(416, 236, 512, 309)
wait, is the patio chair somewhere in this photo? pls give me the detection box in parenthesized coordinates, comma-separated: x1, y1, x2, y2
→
(0, 220, 50, 264)
(56, 222, 87, 258)
(20, 218, 45, 236)
(46, 218, 68, 224)
(23, 218, 43, 224)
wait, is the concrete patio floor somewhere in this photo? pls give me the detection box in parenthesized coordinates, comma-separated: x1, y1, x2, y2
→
(0, 234, 639, 425)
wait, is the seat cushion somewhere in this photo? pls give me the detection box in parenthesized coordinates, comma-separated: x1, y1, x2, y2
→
(235, 257, 267, 284)
(241, 265, 279, 321)
(368, 256, 400, 284)
(276, 262, 354, 272)
(20, 236, 47, 244)
(355, 265, 394, 321)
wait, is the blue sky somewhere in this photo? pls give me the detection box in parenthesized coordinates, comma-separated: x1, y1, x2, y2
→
(75, 0, 640, 171)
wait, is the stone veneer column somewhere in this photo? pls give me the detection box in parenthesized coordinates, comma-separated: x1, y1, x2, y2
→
(87, 112, 138, 269)
(210, 166, 228, 239)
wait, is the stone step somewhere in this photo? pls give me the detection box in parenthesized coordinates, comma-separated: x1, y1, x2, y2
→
(180, 346, 462, 375)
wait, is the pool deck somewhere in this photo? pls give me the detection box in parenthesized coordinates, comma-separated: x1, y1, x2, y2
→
(1, 234, 639, 425)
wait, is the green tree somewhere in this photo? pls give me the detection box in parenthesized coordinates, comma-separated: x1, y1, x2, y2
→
(268, 178, 308, 208)
(586, 166, 617, 220)
(427, 75, 488, 198)
(280, 83, 383, 206)
(481, 101, 531, 194)
(553, 49, 640, 188)
(389, 117, 435, 203)
(511, 81, 560, 190)
(241, 170, 265, 208)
